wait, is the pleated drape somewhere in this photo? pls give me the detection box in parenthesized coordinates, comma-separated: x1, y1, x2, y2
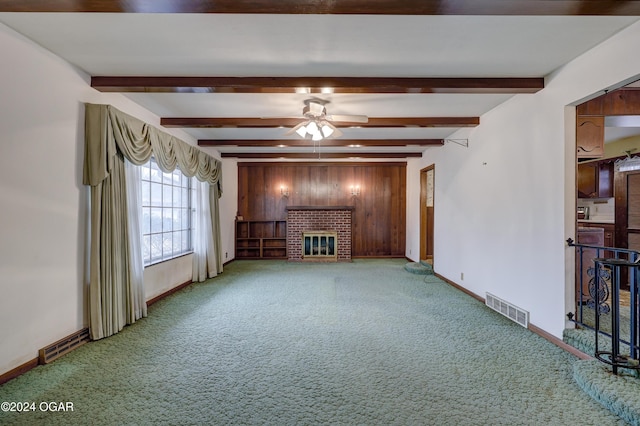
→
(192, 176, 224, 282)
(124, 159, 146, 320)
(83, 103, 223, 340)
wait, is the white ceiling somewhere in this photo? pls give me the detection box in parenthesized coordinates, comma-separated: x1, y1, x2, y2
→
(1, 13, 638, 156)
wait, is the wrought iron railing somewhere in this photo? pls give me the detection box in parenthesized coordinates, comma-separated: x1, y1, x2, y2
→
(567, 238, 640, 374)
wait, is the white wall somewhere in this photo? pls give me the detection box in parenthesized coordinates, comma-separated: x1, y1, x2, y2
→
(407, 20, 640, 338)
(405, 158, 423, 262)
(0, 23, 222, 375)
(144, 255, 194, 300)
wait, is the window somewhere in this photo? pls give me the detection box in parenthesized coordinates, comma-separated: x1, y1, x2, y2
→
(140, 158, 194, 266)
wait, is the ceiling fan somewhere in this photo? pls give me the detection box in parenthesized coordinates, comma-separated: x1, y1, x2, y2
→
(285, 99, 368, 141)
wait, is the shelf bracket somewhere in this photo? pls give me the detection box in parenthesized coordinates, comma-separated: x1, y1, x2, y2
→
(445, 138, 469, 148)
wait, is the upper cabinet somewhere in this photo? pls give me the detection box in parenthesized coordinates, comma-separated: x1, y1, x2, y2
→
(577, 95, 604, 160)
(576, 115, 605, 159)
(576, 89, 640, 160)
(577, 161, 613, 198)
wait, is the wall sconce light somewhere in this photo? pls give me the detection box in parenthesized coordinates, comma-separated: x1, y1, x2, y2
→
(280, 185, 289, 197)
(350, 185, 360, 196)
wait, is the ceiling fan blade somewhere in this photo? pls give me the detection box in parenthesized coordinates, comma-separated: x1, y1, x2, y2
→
(330, 127, 343, 138)
(284, 121, 307, 136)
(260, 116, 302, 119)
(326, 114, 369, 124)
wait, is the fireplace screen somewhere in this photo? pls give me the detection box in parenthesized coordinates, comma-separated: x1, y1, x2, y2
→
(303, 232, 337, 261)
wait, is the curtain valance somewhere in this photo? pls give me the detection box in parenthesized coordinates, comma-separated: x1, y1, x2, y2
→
(83, 103, 222, 194)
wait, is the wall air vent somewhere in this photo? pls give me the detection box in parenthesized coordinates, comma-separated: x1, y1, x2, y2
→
(485, 293, 529, 328)
(38, 328, 90, 364)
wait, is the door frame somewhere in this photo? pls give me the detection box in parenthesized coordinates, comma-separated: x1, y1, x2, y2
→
(420, 164, 435, 263)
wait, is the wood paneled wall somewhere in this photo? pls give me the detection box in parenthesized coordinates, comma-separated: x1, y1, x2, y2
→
(237, 162, 406, 257)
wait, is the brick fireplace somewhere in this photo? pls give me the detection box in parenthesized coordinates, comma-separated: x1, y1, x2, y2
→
(286, 206, 354, 261)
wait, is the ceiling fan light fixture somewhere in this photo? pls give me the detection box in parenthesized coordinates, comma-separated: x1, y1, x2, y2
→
(321, 124, 334, 138)
(295, 125, 308, 138)
(285, 99, 366, 141)
(306, 121, 318, 134)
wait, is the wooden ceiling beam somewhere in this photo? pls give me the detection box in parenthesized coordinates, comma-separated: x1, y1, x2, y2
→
(92, 76, 543, 94)
(198, 139, 444, 147)
(162, 117, 479, 128)
(3, 0, 640, 15)
(220, 152, 423, 159)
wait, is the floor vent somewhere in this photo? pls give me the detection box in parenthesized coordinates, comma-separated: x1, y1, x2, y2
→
(39, 328, 90, 364)
(485, 293, 529, 328)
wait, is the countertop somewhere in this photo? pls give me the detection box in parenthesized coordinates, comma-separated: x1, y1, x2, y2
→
(578, 226, 605, 232)
(578, 218, 614, 224)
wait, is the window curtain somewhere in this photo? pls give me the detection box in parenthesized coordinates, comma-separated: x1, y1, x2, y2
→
(83, 103, 222, 340)
(124, 159, 146, 320)
(192, 179, 223, 282)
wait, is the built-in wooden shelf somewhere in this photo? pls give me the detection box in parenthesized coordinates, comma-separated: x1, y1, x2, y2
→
(235, 220, 287, 259)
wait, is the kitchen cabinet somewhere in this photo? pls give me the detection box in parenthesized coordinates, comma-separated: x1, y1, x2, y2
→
(579, 221, 615, 261)
(581, 222, 615, 247)
(576, 226, 604, 305)
(576, 115, 605, 159)
(604, 224, 615, 248)
(577, 161, 613, 198)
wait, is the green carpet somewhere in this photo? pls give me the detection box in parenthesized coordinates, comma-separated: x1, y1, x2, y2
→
(0, 259, 629, 425)
(573, 360, 640, 425)
(564, 325, 640, 423)
(563, 327, 615, 357)
(404, 261, 433, 275)
(573, 303, 633, 343)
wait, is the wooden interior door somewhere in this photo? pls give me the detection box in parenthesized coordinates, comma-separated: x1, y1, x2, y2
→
(626, 172, 640, 252)
(420, 165, 435, 263)
(613, 170, 640, 290)
(615, 171, 640, 251)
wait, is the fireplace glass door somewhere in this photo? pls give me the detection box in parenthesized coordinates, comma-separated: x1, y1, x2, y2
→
(302, 232, 337, 260)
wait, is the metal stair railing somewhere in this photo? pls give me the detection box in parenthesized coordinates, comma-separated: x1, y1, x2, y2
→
(567, 238, 640, 374)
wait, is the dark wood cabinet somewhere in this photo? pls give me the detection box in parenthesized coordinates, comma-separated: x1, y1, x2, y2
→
(598, 162, 614, 198)
(577, 162, 597, 198)
(576, 115, 605, 159)
(603, 224, 615, 248)
(576, 226, 604, 305)
(580, 222, 615, 255)
(590, 223, 615, 248)
(236, 220, 287, 259)
(577, 161, 613, 198)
